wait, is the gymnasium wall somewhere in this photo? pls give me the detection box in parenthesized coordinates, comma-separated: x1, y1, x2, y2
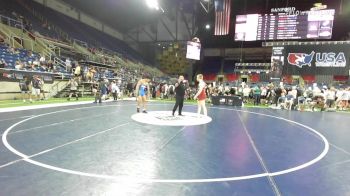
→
(0, 80, 66, 100)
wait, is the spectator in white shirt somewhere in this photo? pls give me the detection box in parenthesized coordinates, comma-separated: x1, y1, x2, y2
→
(242, 85, 251, 103)
(111, 80, 120, 101)
(39, 55, 45, 63)
(325, 87, 336, 108)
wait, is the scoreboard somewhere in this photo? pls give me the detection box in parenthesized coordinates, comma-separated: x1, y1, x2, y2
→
(235, 9, 335, 41)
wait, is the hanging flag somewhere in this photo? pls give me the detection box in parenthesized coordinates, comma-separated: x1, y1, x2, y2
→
(214, 0, 231, 36)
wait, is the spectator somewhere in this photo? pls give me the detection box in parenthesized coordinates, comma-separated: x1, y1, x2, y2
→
(325, 87, 336, 108)
(111, 80, 120, 101)
(0, 59, 6, 68)
(253, 85, 261, 105)
(260, 86, 267, 104)
(31, 75, 41, 101)
(47, 60, 54, 72)
(67, 78, 79, 101)
(338, 88, 349, 110)
(19, 76, 30, 102)
(274, 86, 282, 106)
(93, 79, 104, 104)
(101, 78, 109, 100)
(33, 58, 39, 67)
(15, 61, 23, 70)
(74, 63, 81, 83)
(242, 85, 251, 103)
(86, 67, 95, 82)
(38, 77, 46, 100)
(39, 55, 46, 64)
(91, 80, 99, 102)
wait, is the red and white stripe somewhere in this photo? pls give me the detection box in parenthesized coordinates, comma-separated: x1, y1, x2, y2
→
(214, 0, 231, 36)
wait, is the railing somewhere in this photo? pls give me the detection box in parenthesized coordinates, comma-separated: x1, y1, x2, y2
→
(48, 44, 61, 56)
(0, 15, 23, 29)
(12, 35, 34, 51)
(0, 11, 164, 75)
(21, 27, 56, 60)
(48, 80, 69, 98)
(73, 39, 88, 48)
(53, 56, 66, 68)
(0, 23, 35, 50)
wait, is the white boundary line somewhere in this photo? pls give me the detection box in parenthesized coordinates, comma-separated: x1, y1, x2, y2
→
(0, 122, 129, 169)
(236, 111, 281, 196)
(1, 104, 330, 183)
(0, 115, 35, 122)
(1, 110, 121, 137)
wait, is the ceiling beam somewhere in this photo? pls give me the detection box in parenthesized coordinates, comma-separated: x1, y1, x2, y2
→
(160, 18, 176, 41)
(180, 10, 192, 38)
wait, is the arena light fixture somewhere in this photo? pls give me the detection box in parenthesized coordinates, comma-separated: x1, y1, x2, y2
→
(146, 0, 159, 10)
(205, 24, 210, 29)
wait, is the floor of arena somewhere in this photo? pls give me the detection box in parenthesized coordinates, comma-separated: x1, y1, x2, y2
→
(0, 101, 349, 195)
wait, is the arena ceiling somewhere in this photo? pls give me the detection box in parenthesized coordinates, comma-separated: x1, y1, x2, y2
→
(61, 0, 196, 33)
(62, 0, 350, 48)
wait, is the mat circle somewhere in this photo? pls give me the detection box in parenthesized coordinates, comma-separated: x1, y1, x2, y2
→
(131, 111, 212, 126)
(1, 104, 329, 183)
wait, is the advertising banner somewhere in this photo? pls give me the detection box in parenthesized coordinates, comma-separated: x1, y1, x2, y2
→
(269, 47, 285, 80)
(282, 44, 350, 75)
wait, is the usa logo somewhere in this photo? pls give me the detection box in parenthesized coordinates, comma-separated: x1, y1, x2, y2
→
(287, 51, 315, 68)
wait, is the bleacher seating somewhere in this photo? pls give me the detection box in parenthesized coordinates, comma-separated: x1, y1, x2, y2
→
(23, 0, 145, 63)
(0, 0, 146, 64)
(0, 0, 164, 82)
(0, 44, 39, 68)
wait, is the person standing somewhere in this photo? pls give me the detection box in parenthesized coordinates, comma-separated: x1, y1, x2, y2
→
(31, 75, 41, 101)
(38, 77, 46, 100)
(135, 76, 150, 113)
(93, 78, 106, 104)
(92, 80, 100, 103)
(67, 78, 79, 101)
(253, 85, 261, 105)
(74, 63, 81, 84)
(193, 74, 207, 116)
(19, 76, 30, 102)
(111, 80, 120, 101)
(172, 75, 187, 116)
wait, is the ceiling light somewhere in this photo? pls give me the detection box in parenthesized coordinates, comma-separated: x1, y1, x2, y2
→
(145, 0, 159, 10)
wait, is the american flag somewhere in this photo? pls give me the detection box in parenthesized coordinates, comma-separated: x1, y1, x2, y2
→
(214, 0, 231, 36)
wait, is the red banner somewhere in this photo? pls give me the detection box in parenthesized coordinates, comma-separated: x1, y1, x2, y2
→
(250, 74, 260, 82)
(333, 75, 349, 81)
(203, 74, 217, 81)
(226, 73, 239, 81)
(302, 75, 315, 83)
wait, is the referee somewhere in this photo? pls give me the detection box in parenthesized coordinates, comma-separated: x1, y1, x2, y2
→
(172, 75, 187, 116)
